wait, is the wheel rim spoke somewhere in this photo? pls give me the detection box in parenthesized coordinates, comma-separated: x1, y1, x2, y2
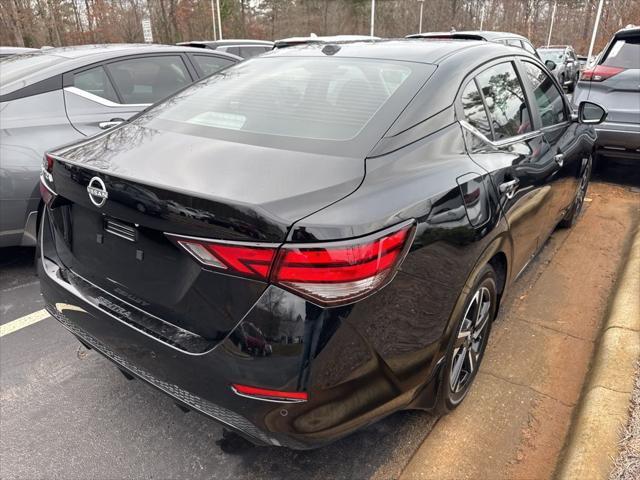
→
(450, 285, 493, 394)
(450, 346, 467, 391)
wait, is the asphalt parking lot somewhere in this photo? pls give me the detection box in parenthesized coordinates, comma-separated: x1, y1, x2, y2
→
(1, 160, 639, 480)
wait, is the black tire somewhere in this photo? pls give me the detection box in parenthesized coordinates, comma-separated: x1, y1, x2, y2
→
(559, 155, 592, 228)
(435, 264, 498, 415)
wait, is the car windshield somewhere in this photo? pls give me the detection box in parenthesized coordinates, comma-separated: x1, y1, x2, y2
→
(147, 56, 414, 142)
(0, 52, 64, 89)
(602, 37, 640, 69)
(539, 49, 565, 63)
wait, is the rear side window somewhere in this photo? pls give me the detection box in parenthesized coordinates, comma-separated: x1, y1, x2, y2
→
(106, 56, 191, 104)
(475, 62, 532, 140)
(507, 39, 523, 48)
(602, 38, 640, 68)
(237, 46, 270, 58)
(522, 42, 536, 54)
(193, 55, 234, 76)
(522, 62, 567, 127)
(461, 80, 492, 138)
(73, 66, 119, 102)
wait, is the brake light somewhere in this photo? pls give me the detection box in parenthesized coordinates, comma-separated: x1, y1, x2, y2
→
(168, 221, 415, 305)
(231, 384, 308, 403)
(581, 65, 624, 81)
(175, 239, 276, 280)
(39, 176, 56, 206)
(273, 222, 414, 305)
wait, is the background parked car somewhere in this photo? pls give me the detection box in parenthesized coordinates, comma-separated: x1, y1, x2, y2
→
(0, 43, 240, 248)
(406, 30, 540, 58)
(0, 46, 39, 58)
(176, 39, 273, 58)
(572, 26, 640, 165)
(538, 45, 580, 91)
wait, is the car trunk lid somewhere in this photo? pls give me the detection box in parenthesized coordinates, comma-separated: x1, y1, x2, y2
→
(44, 124, 364, 350)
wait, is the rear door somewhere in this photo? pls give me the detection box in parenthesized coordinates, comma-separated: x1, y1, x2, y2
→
(459, 60, 561, 276)
(63, 54, 195, 136)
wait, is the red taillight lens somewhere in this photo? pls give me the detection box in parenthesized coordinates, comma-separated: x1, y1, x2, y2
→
(581, 65, 624, 81)
(231, 384, 308, 403)
(169, 221, 414, 305)
(39, 175, 57, 206)
(175, 239, 276, 280)
(43, 154, 54, 173)
(273, 222, 414, 305)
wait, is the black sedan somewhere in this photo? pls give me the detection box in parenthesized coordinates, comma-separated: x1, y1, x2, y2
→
(38, 40, 606, 449)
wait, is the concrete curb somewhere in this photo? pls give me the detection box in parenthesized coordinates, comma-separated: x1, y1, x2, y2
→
(555, 222, 640, 480)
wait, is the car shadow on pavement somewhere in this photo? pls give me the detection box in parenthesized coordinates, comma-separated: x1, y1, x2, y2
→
(218, 408, 436, 480)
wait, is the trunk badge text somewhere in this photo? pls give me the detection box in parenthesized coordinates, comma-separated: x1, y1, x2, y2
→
(87, 176, 108, 207)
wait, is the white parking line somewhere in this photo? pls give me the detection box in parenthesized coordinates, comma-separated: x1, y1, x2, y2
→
(0, 309, 50, 337)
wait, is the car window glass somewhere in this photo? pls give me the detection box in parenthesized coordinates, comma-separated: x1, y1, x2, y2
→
(507, 39, 522, 48)
(237, 46, 270, 58)
(523, 61, 567, 127)
(193, 55, 234, 76)
(523, 42, 536, 54)
(106, 56, 191, 104)
(73, 65, 119, 102)
(225, 47, 240, 56)
(603, 38, 640, 69)
(461, 80, 492, 138)
(153, 57, 415, 141)
(475, 62, 532, 140)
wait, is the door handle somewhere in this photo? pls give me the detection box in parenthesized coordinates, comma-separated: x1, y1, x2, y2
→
(99, 118, 125, 130)
(499, 179, 519, 199)
(554, 153, 565, 167)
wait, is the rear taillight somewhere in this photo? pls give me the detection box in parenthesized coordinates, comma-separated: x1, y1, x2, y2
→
(40, 154, 57, 205)
(273, 222, 414, 305)
(581, 65, 624, 81)
(168, 221, 415, 306)
(174, 238, 276, 280)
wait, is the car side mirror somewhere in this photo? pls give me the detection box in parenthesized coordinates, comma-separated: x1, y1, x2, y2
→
(545, 60, 557, 71)
(577, 101, 607, 124)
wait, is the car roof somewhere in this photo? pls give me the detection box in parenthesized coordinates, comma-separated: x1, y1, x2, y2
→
(614, 25, 640, 38)
(177, 39, 274, 47)
(407, 30, 531, 42)
(0, 43, 241, 97)
(262, 38, 533, 65)
(0, 46, 39, 54)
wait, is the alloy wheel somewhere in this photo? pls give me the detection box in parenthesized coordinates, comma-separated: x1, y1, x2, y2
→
(449, 286, 492, 393)
(574, 158, 592, 218)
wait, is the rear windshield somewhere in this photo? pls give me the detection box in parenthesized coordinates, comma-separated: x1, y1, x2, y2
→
(150, 56, 414, 141)
(602, 37, 640, 69)
(539, 49, 565, 63)
(0, 53, 64, 89)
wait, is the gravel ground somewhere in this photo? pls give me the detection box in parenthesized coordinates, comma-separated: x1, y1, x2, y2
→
(610, 362, 640, 480)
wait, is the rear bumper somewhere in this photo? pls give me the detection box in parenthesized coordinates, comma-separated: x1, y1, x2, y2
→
(595, 121, 640, 159)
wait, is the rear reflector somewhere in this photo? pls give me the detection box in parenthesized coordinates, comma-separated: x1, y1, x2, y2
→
(231, 384, 308, 402)
(168, 220, 415, 305)
(581, 65, 624, 81)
